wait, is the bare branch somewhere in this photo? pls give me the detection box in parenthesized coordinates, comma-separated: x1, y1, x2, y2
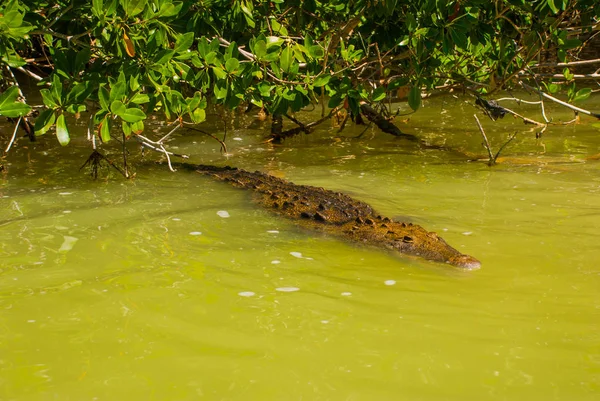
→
(520, 81, 600, 119)
(4, 117, 22, 154)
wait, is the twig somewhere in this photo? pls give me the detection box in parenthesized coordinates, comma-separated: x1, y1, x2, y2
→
(474, 114, 495, 165)
(16, 67, 45, 82)
(520, 81, 600, 119)
(134, 134, 191, 158)
(122, 131, 129, 178)
(4, 117, 22, 154)
(159, 121, 180, 143)
(493, 132, 518, 161)
(181, 125, 228, 154)
(353, 122, 373, 138)
(496, 97, 542, 105)
(532, 58, 600, 68)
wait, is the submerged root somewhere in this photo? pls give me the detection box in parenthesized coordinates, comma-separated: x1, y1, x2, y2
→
(80, 150, 127, 179)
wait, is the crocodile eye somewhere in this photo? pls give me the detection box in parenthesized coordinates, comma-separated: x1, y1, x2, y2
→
(402, 236, 413, 243)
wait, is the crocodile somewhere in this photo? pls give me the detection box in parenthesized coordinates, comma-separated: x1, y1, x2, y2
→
(183, 163, 481, 269)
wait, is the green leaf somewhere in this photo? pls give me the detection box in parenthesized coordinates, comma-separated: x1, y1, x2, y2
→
(212, 66, 227, 80)
(67, 82, 93, 104)
(313, 74, 330, 87)
(174, 32, 194, 53)
(154, 49, 175, 64)
(157, 1, 183, 17)
(109, 82, 127, 103)
(0, 86, 20, 110)
(100, 116, 111, 142)
(111, 100, 126, 115)
(253, 40, 267, 59)
(372, 87, 387, 102)
(280, 46, 293, 73)
(547, 0, 559, 14)
(131, 120, 144, 134)
(92, 0, 103, 17)
(98, 85, 110, 110)
(130, 93, 150, 104)
(118, 107, 146, 123)
(40, 89, 59, 109)
(573, 88, 591, 102)
(0, 101, 31, 118)
(124, 0, 146, 17)
(214, 81, 228, 99)
(55, 114, 70, 146)
(34, 109, 56, 136)
(408, 86, 421, 111)
(225, 58, 240, 73)
(190, 107, 206, 124)
(122, 121, 132, 137)
(51, 75, 63, 104)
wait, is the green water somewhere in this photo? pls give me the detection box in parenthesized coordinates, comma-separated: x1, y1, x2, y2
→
(1, 95, 599, 400)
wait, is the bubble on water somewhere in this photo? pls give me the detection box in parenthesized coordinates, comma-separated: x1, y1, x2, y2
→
(189, 231, 202, 236)
(275, 287, 300, 292)
(462, 231, 473, 236)
(341, 292, 352, 296)
(238, 291, 255, 297)
(267, 230, 279, 234)
(271, 260, 281, 264)
(217, 210, 230, 218)
(290, 252, 303, 258)
(63, 210, 71, 214)
(233, 137, 243, 141)
(384, 280, 396, 286)
(321, 320, 329, 324)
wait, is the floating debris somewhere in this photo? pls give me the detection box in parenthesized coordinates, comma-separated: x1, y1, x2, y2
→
(275, 287, 300, 292)
(462, 231, 473, 236)
(217, 210, 230, 218)
(290, 252, 303, 258)
(267, 230, 279, 234)
(384, 280, 396, 286)
(58, 236, 78, 253)
(189, 231, 202, 236)
(271, 260, 281, 264)
(238, 291, 255, 297)
(58, 192, 72, 196)
(341, 292, 352, 296)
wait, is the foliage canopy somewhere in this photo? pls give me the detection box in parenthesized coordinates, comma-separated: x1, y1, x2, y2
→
(0, 0, 598, 151)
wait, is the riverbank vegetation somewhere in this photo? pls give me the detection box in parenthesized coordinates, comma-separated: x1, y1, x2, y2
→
(1, 0, 599, 173)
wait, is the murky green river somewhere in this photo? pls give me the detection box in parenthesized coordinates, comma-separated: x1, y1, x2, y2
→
(1, 95, 599, 400)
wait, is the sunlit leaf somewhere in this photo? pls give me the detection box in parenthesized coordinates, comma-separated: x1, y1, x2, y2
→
(372, 87, 387, 102)
(123, 32, 135, 57)
(34, 109, 56, 136)
(174, 32, 194, 53)
(408, 86, 421, 111)
(573, 88, 591, 102)
(55, 114, 70, 146)
(313, 74, 330, 87)
(100, 116, 111, 142)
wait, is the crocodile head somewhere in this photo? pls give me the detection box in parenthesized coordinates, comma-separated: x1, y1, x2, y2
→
(386, 226, 482, 269)
(348, 219, 481, 269)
